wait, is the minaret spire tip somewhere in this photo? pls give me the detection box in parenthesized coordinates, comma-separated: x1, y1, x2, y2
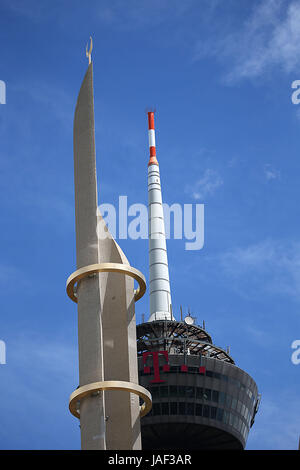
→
(86, 36, 93, 64)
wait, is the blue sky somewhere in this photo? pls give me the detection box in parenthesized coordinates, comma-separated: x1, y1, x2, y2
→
(0, 0, 300, 450)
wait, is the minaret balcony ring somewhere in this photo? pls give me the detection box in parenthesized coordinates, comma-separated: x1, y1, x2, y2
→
(66, 263, 146, 303)
(69, 380, 152, 419)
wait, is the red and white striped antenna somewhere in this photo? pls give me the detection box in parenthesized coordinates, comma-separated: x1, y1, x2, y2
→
(146, 110, 174, 322)
(147, 111, 159, 167)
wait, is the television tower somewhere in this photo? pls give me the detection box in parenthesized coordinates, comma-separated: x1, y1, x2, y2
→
(136, 112, 260, 449)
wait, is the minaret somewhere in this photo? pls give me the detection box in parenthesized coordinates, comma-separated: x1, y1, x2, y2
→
(66, 40, 151, 450)
(147, 111, 175, 322)
(71, 54, 106, 450)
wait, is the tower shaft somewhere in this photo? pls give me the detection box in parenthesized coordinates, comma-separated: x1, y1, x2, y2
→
(97, 223, 142, 449)
(73, 62, 106, 450)
(71, 59, 144, 450)
(147, 112, 174, 322)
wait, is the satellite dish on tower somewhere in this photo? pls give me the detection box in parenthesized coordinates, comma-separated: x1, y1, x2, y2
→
(184, 315, 195, 325)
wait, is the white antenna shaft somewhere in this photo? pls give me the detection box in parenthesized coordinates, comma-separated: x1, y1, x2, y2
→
(147, 112, 174, 322)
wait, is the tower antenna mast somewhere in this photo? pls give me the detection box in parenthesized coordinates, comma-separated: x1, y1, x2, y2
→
(147, 111, 174, 322)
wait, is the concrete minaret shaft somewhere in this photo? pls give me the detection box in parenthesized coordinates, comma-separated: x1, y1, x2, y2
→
(68, 56, 149, 450)
(147, 112, 175, 322)
(73, 62, 106, 450)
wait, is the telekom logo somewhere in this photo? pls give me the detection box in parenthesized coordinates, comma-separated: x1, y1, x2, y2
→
(143, 351, 170, 383)
(142, 350, 206, 383)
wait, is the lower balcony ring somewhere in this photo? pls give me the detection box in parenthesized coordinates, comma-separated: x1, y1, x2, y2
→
(69, 380, 152, 419)
(66, 263, 146, 303)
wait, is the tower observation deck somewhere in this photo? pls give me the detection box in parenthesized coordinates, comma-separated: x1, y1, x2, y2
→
(137, 318, 260, 449)
(137, 112, 260, 450)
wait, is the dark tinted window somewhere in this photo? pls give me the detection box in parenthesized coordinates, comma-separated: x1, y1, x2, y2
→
(187, 403, 194, 415)
(211, 406, 217, 419)
(186, 387, 195, 398)
(161, 403, 169, 415)
(170, 402, 177, 415)
(151, 387, 159, 399)
(219, 392, 226, 404)
(160, 386, 168, 397)
(226, 395, 232, 408)
(179, 403, 186, 415)
(212, 390, 219, 403)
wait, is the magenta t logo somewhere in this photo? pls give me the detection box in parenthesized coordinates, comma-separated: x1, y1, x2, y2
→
(143, 350, 170, 383)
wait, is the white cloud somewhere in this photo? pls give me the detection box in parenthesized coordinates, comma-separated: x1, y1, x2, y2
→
(247, 392, 300, 449)
(194, 0, 300, 82)
(0, 264, 32, 291)
(12, 81, 74, 129)
(187, 168, 223, 200)
(0, 331, 79, 449)
(264, 164, 280, 180)
(218, 239, 300, 300)
(97, 0, 195, 29)
(9, 332, 77, 379)
(1, 0, 60, 22)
